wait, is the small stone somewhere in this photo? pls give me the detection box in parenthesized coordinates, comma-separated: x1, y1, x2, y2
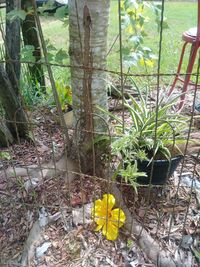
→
(180, 235, 193, 249)
(72, 203, 92, 226)
(24, 177, 40, 191)
(36, 242, 51, 258)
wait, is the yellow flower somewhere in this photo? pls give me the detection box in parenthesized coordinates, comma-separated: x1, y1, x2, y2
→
(92, 194, 126, 241)
(139, 58, 154, 67)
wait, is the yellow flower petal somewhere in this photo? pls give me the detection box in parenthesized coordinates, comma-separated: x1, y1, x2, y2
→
(92, 199, 102, 217)
(139, 58, 154, 68)
(145, 59, 154, 67)
(110, 208, 126, 228)
(102, 194, 115, 212)
(95, 217, 106, 227)
(102, 221, 119, 241)
(139, 58, 145, 66)
(95, 224, 103, 232)
(93, 199, 102, 210)
(92, 194, 126, 241)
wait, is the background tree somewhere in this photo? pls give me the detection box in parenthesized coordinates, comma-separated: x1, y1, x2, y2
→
(68, 0, 110, 174)
(21, 0, 45, 91)
(0, 0, 28, 146)
(0, 64, 27, 142)
(5, 0, 21, 94)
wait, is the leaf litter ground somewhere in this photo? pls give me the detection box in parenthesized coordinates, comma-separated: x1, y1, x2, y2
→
(0, 107, 153, 267)
(0, 89, 200, 266)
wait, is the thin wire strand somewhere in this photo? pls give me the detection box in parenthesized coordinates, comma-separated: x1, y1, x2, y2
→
(139, 0, 166, 238)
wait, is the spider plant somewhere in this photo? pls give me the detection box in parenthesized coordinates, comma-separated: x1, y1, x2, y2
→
(110, 82, 188, 161)
(99, 82, 188, 189)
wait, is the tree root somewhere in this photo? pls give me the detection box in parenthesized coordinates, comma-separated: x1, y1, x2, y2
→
(3, 210, 61, 267)
(2, 153, 78, 184)
(110, 183, 181, 267)
(1, 157, 191, 267)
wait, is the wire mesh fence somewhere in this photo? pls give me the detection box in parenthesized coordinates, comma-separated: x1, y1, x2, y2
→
(0, 0, 200, 266)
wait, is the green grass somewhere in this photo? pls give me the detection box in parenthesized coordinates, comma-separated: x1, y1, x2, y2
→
(40, 1, 197, 85)
(41, 15, 68, 50)
(148, 2, 197, 74)
(107, 1, 197, 80)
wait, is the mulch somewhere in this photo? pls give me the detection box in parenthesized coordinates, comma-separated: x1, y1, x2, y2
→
(0, 90, 200, 267)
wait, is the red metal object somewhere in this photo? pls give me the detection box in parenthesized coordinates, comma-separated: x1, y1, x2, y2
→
(168, 1, 200, 111)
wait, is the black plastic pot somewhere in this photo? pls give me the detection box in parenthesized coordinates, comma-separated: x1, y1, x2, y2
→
(137, 156, 183, 185)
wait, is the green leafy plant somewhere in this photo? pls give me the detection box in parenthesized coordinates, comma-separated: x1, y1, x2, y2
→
(195, 251, 200, 262)
(46, 79, 72, 111)
(119, 161, 146, 194)
(54, 5, 69, 25)
(43, 39, 68, 64)
(110, 81, 188, 160)
(6, 9, 27, 22)
(0, 151, 11, 160)
(20, 63, 44, 107)
(121, 0, 168, 69)
(100, 82, 188, 191)
(21, 45, 36, 63)
(20, 39, 69, 108)
(127, 238, 134, 249)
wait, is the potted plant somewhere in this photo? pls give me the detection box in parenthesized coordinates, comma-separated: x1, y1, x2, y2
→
(109, 84, 189, 188)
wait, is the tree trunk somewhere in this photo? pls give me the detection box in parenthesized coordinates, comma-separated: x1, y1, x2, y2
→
(5, 0, 21, 95)
(0, 64, 27, 142)
(68, 0, 110, 173)
(21, 0, 46, 91)
(0, 121, 14, 147)
(0, 0, 28, 144)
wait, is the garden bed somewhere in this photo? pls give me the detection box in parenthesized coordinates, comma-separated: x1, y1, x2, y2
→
(0, 108, 152, 266)
(0, 167, 153, 267)
(1, 89, 200, 266)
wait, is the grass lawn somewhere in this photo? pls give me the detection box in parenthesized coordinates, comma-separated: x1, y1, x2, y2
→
(107, 1, 197, 81)
(40, 1, 197, 84)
